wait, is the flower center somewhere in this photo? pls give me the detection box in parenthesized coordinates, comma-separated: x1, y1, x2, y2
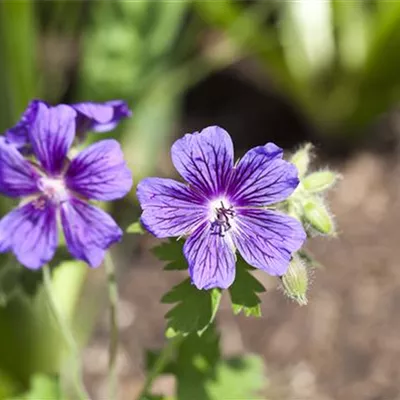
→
(209, 198, 235, 237)
(37, 176, 69, 205)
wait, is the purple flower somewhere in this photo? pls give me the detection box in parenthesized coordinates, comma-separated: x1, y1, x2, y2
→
(73, 100, 132, 135)
(3, 99, 131, 149)
(137, 126, 306, 290)
(0, 102, 133, 269)
(5, 99, 41, 149)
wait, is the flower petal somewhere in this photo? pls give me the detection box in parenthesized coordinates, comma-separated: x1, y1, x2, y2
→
(5, 99, 43, 148)
(73, 100, 131, 134)
(137, 177, 207, 238)
(183, 222, 236, 289)
(233, 209, 306, 276)
(61, 198, 122, 267)
(0, 200, 58, 269)
(0, 138, 40, 197)
(29, 102, 76, 175)
(171, 126, 234, 197)
(65, 139, 132, 201)
(228, 143, 299, 206)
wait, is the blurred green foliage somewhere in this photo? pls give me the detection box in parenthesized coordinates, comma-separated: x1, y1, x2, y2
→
(197, 0, 400, 139)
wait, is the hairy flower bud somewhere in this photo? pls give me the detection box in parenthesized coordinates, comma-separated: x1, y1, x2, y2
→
(281, 255, 309, 306)
(290, 144, 313, 178)
(303, 170, 338, 193)
(303, 198, 335, 235)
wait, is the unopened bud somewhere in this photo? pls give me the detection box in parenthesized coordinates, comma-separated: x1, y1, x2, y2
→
(290, 144, 313, 178)
(281, 255, 308, 306)
(303, 198, 335, 235)
(303, 170, 338, 193)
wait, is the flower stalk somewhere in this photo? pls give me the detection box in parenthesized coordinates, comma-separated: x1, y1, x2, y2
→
(104, 251, 119, 400)
(42, 264, 89, 400)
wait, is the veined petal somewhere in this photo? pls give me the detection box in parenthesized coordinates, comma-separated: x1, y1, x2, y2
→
(0, 200, 58, 269)
(61, 198, 122, 267)
(228, 143, 299, 206)
(171, 126, 234, 197)
(5, 99, 42, 148)
(137, 177, 207, 238)
(29, 102, 76, 175)
(66, 139, 132, 201)
(233, 209, 306, 276)
(0, 138, 40, 197)
(73, 100, 131, 134)
(183, 222, 236, 289)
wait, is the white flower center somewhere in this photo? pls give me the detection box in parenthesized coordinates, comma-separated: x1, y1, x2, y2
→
(38, 176, 69, 204)
(209, 198, 235, 237)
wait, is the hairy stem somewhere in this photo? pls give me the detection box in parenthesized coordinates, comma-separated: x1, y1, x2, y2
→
(104, 251, 119, 399)
(136, 334, 183, 400)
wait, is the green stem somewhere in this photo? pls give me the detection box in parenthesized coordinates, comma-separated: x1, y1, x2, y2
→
(104, 252, 119, 400)
(137, 335, 184, 400)
(42, 265, 89, 399)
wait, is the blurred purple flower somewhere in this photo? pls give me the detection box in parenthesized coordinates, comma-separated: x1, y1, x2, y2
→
(4, 99, 132, 149)
(73, 100, 132, 136)
(137, 126, 306, 290)
(0, 102, 133, 269)
(5, 100, 41, 149)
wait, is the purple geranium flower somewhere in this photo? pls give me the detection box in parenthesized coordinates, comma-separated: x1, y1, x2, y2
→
(0, 102, 132, 269)
(73, 100, 132, 135)
(137, 126, 306, 290)
(4, 99, 131, 149)
(5, 99, 41, 149)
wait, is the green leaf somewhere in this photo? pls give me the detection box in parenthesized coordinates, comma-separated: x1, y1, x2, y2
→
(172, 328, 265, 400)
(229, 258, 266, 317)
(11, 374, 62, 400)
(162, 279, 222, 336)
(153, 239, 187, 271)
(174, 327, 220, 400)
(126, 221, 145, 234)
(206, 355, 265, 400)
(0, 262, 21, 307)
(141, 395, 164, 400)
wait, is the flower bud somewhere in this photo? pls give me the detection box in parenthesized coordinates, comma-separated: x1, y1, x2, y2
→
(290, 144, 313, 178)
(303, 198, 335, 235)
(281, 255, 308, 306)
(303, 170, 338, 193)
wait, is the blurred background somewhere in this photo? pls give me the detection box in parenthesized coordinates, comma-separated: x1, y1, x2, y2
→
(1, 0, 400, 398)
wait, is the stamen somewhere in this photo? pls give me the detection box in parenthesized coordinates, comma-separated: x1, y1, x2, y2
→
(210, 199, 235, 237)
(32, 197, 47, 210)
